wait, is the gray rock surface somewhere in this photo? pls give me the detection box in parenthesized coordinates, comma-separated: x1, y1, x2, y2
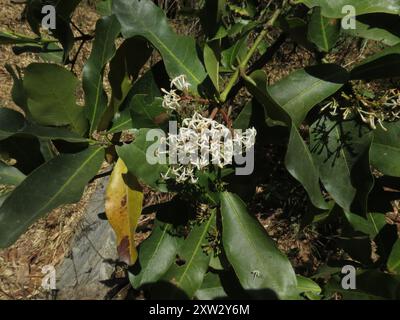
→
(55, 178, 118, 300)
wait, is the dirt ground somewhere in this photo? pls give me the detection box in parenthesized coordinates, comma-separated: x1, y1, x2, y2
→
(0, 0, 100, 300)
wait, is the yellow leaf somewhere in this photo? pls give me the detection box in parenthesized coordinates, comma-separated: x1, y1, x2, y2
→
(105, 158, 144, 265)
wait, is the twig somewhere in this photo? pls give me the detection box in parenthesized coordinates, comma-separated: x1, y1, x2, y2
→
(225, 33, 287, 103)
(209, 107, 219, 120)
(219, 109, 232, 129)
(70, 20, 86, 37)
(181, 95, 210, 105)
(69, 39, 86, 72)
(0, 287, 14, 299)
(219, 4, 286, 103)
(89, 169, 113, 183)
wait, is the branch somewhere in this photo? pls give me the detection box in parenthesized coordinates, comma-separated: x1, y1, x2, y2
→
(225, 33, 287, 103)
(89, 169, 113, 183)
(219, 4, 286, 103)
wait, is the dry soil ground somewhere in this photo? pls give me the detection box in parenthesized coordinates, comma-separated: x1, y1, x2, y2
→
(0, 0, 100, 299)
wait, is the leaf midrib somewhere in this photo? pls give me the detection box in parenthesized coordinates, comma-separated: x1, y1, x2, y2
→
(320, 12, 329, 51)
(89, 18, 119, 133)
(175, 211, 214, 290)
(12, 148, 103, 240)
(140, 224, 170, 284)
(224, 193, 272, 288)
(125, 3, 202, 86)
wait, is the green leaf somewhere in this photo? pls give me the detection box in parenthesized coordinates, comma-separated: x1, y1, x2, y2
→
(39, 139, 57, 161)
(108, 63, 166, 133)
(220, 192, 298, 299)
(0, 136, 45, 174)
(116, 128, 168, 191)
(277, 17, 313, 50)
(108, 108, 132, 133)
(109, 37, 152, 103)
(129, 95, 168, 129)
(112, 0, 208, 95)
(0, 31, 38, 45)
(129, 220, 183, 289)
(325, 270, 400, 300)
(233, 101, 253, 130)
(96, 0, 113, 16)
(344, 212, 387, 238)
(268, 64, 349, 127)
(25, 0, 82, 61)
(98, 37, 153, 131)
(204, 42, 220, 92)
(0, 107, 89, 143)
(162, 212, 215, 299)
(124, 62, 167, 102)
(343, 14, 400, 46)
(296, 275, 321, 299)
(5, 65, 28, 115)
(307, 7, 340, 52)
(37, 43, 64, 64)
(19, 124, 89, 143)
(200, 0, 226, 38)
(388, 239, 400, 274)
(82, 15, 121, 133)
(310, 117, 373, 214)
(195, 272, 227, 300)
(296, 0, 400, 18)
(350, 43, 400, 80)
(0, 108, 26, 140)
(25, 0, 44, 35)
(356, 270, 400, 299)
(0, 162, 25, 186)
(23, 63, 87, 135)
(286, 127, 329, 208)
(0, 146, 104, 248)
(220, 35, 248, 71)
(247, 71, 328, 209)
(370, 122, 400, 177)
(226, 20, 260, 39)
(51, 0, 82, 61)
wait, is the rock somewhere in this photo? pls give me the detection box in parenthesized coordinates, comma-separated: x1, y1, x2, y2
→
(55, 178, 118, 300)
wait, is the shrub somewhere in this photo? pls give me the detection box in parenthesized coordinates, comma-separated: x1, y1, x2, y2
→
(0, 0, 400, 300)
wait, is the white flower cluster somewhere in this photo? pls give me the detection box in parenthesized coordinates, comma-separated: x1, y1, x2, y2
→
(161, 75, 191, 111)
(159, 112, 257, 184)
(321, 89, 400, 131)
(322, 99, 385, 130)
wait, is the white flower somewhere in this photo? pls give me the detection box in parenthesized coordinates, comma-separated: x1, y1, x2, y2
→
(161, 75, 192, 112)
(159, 112, 257, 184)
(170, 75, 191, 91)
(161, 88, 181, 110)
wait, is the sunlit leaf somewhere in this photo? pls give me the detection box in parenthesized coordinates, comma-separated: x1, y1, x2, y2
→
(83, 15, 121, 133)
(105, 158, 144, 265)
(221, 192, 298, 299)
(0, 146, 104, 248)
(23, 63, 88, 135)
(113, 0, 208, 95)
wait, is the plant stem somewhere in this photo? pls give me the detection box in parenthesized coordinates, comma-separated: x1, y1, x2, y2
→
(219, 5, 285, 103)
(2, 30, 57, 44)
(225, 33, 287, 102)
